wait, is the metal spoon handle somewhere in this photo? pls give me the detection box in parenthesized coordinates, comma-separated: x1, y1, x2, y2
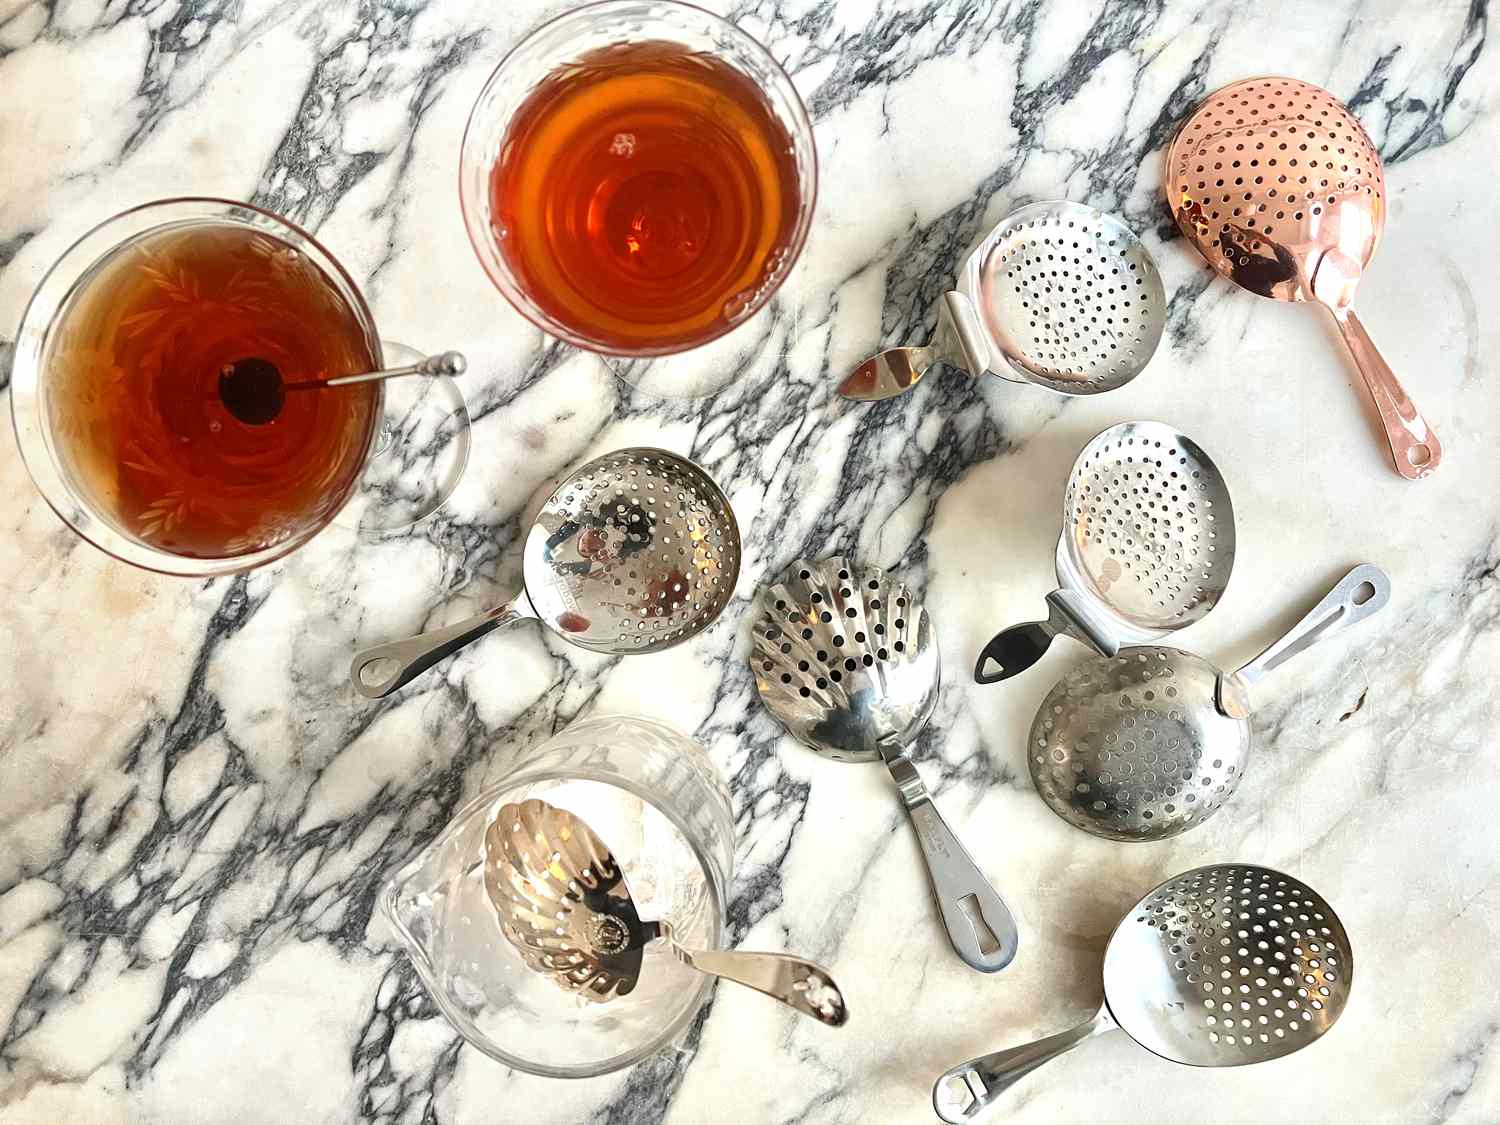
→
(1331, 309, 1441, 480)
(669, 943, 848, 1027)
(1236, 564, 1391, 688)
(350, 593, 535, 699)
(321, 349, 467, 388)
(932, 1007, 1116, 1123)
(1216, 564, 1390, 718)
(882, 747, 1019, 973)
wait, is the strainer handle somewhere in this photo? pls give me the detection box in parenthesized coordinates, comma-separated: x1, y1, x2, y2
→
(349, 594, 535, 699)
(671, 945, 848, 1028)
(974, 591, 1120, 684)
(1233, 564, 1391, 693)
(882, 749, 1019, 972)
(932, 1007, 1116, 1122)
(1332, 308, 1442, 480)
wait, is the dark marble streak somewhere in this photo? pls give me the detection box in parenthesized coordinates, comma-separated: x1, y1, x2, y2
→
(252, 0, 485, 231)
(0, 0, 1494, 1120)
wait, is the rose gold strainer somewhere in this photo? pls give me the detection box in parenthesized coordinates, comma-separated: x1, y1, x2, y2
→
(1166, 76, 1442, 480)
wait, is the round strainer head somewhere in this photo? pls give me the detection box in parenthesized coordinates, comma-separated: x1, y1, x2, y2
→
(1166, 76, 1384, 302)
(1104, 863, 1353, 1066)
(1029, 646, 1247, 842)
(1061, 421, 1235, 635)
(960, 201, 1166, 394)
(521, 447, 741, 653)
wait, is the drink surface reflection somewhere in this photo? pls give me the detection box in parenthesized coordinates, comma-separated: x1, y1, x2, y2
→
(488, 40, 802, 353)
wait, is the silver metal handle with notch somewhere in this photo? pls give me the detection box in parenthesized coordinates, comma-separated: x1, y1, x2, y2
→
(350, 594, 537, 699)
(881, 745, 1019, 972)
(1216, 564, 1391, 719)
(932, 1007, 1116, 1122)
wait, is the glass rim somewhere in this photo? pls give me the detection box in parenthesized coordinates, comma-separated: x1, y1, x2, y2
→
(458, 0, 819, 359)
(8, 196, 384, 578)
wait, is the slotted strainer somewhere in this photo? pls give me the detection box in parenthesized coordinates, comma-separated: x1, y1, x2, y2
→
(751, 557, 1019, 973)
(484, 798, 847, 1026)
(1030, 565, 1389, 842)
(933, 862, 1352, 1122)
(1166, 76, 1442, 479)
(352, 447, 740, 698)
(839, 201, 1166, 401)
(975, 421, 1235, 684)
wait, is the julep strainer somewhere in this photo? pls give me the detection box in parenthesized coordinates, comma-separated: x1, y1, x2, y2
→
(1166, 76, 1442, 479)
(352, 447, 740, 697)
(751, 558, 1019, 973)
(1030, 564, 1389, 842)
(974, 421, 1235, 685)
(933, 863, 1352, 1122)
(484, 798, 847, 1026)
(839, 201, 1165, 401)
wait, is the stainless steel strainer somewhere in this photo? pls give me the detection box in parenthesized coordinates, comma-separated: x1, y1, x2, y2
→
(1030, 565, 1389, 842)
(933, 862, 1352, 1122)
(839, 201, 1166, 401)
(751, 557, 1019, 973)
(351, 447, 740, 697)
(484, 798, 847, 1026)
(975, 421, 1235, 684)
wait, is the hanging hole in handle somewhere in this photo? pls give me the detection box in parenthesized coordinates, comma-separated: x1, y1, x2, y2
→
(1406, 443, 1432, 467)
(1351, 581, 1377, 605)
(936, 1074, 984, 1122)
(958, 893, 1002, 956)
(359, 656, 400, 689)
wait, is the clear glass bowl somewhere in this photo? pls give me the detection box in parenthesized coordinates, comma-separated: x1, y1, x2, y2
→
(458, 0, 818, 359)
(380, 715, 734, 1077)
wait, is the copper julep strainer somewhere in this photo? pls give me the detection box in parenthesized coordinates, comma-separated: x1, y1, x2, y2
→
(1166, 76, 1442, 480)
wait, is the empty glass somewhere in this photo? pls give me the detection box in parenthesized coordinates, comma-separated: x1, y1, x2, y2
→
(381, 714, 733, 1077)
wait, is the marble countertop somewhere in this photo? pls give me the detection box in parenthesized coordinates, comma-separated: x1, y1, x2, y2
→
(1, 0, 1497, 1121)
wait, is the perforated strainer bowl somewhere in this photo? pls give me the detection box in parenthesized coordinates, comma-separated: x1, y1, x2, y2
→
(352, 447, 740, 697)
(1166, 76, 1442, 479)
(934, 863, 1352, 1122)
(975, 422, 1235, 684)
(839, 202, 1165, 401)
(1027, 565, 1389, 842)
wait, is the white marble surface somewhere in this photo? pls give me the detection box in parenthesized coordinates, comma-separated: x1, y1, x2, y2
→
(1, 0, 1497, 1122)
